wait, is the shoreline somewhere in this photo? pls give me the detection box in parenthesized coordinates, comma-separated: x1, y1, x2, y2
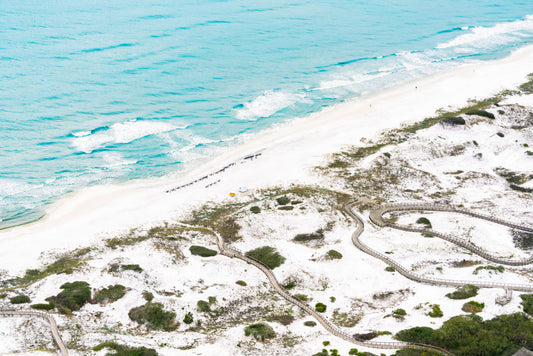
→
(1, 43, 533, 273)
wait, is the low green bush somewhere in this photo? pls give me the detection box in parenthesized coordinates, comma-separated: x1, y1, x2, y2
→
(236, 280, 247, 287)
(93, 341, 158, 356)
(276, 196, 291, 205)
(396, 312, 533, 355)
(10, 295, 31, 304)
(293, 230, 324, 243)
(197, 300, 211, 312)
(31, 303, 54, 311)
(416, 217, 432, 228)
(128, 302, 178, 331)
(278, 205, 294, 210)
(428, 304, 443, 318)
(245, 246, 286, 269)
(510, 184, 533, 193)
(244, 323, 276, 341)
(93, 284, 126, 304)
(294, 294, 310, 301)
(46, 281, 91, 314)
(465, 109, 495, 119)
(520, 294, 533, 316)
(440, 117, 465, 126)
(121, 264, 143, 273)
(315, 302, 327, 313)
(142, 291, 154, 302)
(326, 250, 343, 260)
(462, 301, 484, 314)
(445, 284, 479, 299)
(183, 312, 193, 324)
(496, 132, 505, 137)
(385, 266, 395, 272)
(392, 308, 407, 319)
(473, 265, 504, 274)
(250, 206, 261, 214)
(189, 245, 217, 257)
(304, 320, 317, 327)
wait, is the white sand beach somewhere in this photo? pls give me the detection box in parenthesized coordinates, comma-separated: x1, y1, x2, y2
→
(1, 44, 533, 273)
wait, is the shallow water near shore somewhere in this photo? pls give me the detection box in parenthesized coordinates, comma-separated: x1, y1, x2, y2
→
(1, 1, 533, 228)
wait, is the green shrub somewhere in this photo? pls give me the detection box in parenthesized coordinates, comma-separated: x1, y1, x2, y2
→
(128, 302, 178, 331)
(293, 230, 324, 243)
(250, 206, 261, 214)
(304, 320, 317, 327)
(46, 281, 92, 314)
(396, 313, 533, 355)
(527, 151, 533, 156)
(294, 294, 310, 301)
(236, 280, 247, 287)
(276, 196, 291, 205)
(462, 301, 484, 314)
(142, 291, 154, 302)
(315, 303, 327, 313)
(183, 312, 193, 324)
(473, 265, 504, 274)
(323, 341, 330, 346)
(244, 323, 276, 341)
(510, 184, 533, 193)
(189, 245, 217, 257)
(121, 264, 143, 273)
(197, 300, 211, 312)
(93, 285, 126, 304)
(465, 109, 495, 119)
(278, 205, 294, 210)
(267, 314, 295, 325)
(326, 250, 343, 260)
(445, 284, 479, 299)
(520, 294, 533, 316)
(0, 293, 7, 299)
(93, 341, 158, 355)
(245, 246, 286, 269)
(282, 279, 297, 289)
(440, 117, 465, 126)
(393, 308, 407, 319)
(10, 295, 31, 304)
(31, 303, 54, 311)
(428, 304, 443, 318)
(496, 132, 504, 137)
(416, 217, 432, 228)
(385, 266, 395, 272)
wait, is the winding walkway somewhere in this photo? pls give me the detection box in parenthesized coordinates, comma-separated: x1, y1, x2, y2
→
(358, 202, 533, 291)
(186, 223, 451, 355)
(0, 310, 68, 355)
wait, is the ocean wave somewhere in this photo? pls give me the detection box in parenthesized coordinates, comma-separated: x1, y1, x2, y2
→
(234, 90, 301, 121)
(317, 72, 390, 91)
(72, 119, 178, 153)
(437, 15, 533, 49)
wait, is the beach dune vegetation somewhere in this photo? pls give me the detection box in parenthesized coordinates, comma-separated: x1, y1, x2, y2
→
(189, 245, 217, 257)
(244, 323, 276, 341)
(245, 246, 286, 269)
(46, 281, 92, 314)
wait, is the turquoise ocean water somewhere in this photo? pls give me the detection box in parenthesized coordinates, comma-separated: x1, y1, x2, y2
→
(1, 1, 533, 229)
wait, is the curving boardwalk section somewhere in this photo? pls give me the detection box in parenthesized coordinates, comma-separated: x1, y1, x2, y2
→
(0, 310, 68, 356)
(352, 202, 533, 291)
(187, 223, 451, 355)
(369, 203, 533, 266)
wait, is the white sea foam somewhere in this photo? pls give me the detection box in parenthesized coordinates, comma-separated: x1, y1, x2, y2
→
(72, 119, 177, 153)
(437, 15, 533, 49)
(318, 72, 390, 91)
(235, 90, 300, 121)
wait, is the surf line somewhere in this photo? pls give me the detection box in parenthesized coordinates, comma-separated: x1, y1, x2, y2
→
(165, 150, 264, 193)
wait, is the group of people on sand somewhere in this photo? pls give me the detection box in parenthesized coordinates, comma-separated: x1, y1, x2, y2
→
(165, 152, 262, 193)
